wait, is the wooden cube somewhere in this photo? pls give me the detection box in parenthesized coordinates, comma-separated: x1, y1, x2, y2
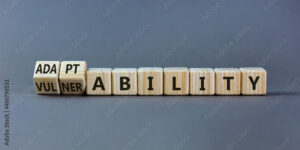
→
(240, 67, 267, 95)
(33, 61, 60, 94)
(59, 61, 87, 95)
(138, 67, 163, 95)
(86, 68, 112, 95)
(164, 67, 189, 95)
(112, 68, 137, 95)
(215, 68, 241, 95)
(189, 68, 215, 95)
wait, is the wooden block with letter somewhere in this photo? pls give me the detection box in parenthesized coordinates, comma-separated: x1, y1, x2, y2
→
(215, 68, 241, 95)
(86, 68, 112, 95)
(112, 68, 137, 95)
(138, 67, 163, 95)
(189, 68, 215, 95)
(33, 61, 60, 94)
(240, 67, 267, 95)
(59, 61, 87, 95)
(164, 67, 189, 95)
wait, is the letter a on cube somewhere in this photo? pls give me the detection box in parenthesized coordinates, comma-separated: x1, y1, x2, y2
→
(33, 61, 60, 94)
(112, 68, 137, 95)
(59, 61, 87, 95)
(240, 67, 267, 95)
(86, 68, 112, 95)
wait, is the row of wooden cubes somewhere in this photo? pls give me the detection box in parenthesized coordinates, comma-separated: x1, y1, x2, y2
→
(33, 61, 267, 95)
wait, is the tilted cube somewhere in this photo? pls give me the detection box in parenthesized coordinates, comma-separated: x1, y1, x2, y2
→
(59, 61, 87, 95)
(33, 61, 60, 94)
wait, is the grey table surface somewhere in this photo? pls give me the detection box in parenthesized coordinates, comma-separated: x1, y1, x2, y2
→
(0, 0, 300, 150)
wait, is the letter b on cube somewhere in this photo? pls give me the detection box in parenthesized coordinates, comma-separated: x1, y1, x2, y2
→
(112, 68, 137, 95)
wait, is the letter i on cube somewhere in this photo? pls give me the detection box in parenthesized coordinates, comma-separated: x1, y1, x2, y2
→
(138, 67, 163, 95)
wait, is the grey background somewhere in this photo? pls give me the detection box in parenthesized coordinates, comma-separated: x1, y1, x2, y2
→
(0, 0, 300, 149)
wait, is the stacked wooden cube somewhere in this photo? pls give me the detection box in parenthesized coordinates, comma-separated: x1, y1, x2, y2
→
(33, 61, 267, 95)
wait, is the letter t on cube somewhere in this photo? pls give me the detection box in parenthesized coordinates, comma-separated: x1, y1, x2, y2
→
(215, 68, 241, 95)
(59, 61, 87, 95)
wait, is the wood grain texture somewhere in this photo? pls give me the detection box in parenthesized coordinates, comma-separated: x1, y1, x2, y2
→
(189, 68, 215, 95)
(240, 67, 267, 95)
(138, 67, 163, 95)
(59, 61, 87, 95)
(215, 68, 241, 95)
(86, 68, 112, 95)
(112, 68, 137, 95)
(33, 61, 60, 94)
(164, 67, 189, 95)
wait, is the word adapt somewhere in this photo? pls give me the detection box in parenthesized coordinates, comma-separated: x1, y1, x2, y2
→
(33, 61, 267, 96)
